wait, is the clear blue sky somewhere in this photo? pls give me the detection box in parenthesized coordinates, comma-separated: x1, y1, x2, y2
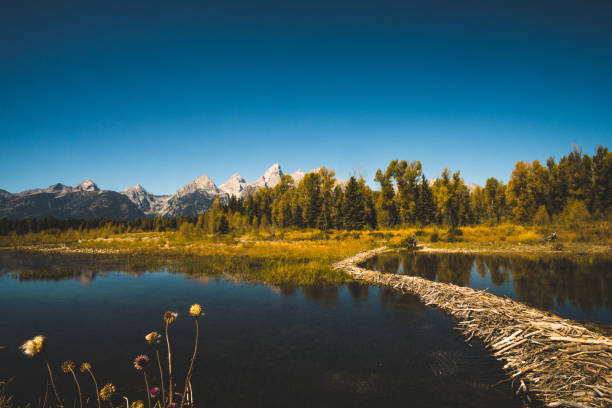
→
(1, 0, 611, 194)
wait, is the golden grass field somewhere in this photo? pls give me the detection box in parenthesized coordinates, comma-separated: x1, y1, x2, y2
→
(1, 222, 611, 285)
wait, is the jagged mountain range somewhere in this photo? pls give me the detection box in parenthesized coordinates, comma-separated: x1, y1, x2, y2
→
(0, 164, 342, 219)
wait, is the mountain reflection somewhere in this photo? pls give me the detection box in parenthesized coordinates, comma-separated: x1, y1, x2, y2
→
(363, 251, 612, 324)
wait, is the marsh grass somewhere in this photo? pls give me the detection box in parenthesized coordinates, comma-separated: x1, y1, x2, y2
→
(3, 224, 611, 286)
(0, 380, 19, 408)
(3, 222, 610, 257)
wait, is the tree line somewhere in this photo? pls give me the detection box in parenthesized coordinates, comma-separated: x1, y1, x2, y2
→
(1, 145, 610, 235)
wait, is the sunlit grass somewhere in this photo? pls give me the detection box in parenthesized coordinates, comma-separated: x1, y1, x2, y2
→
(2, 223, 610, 265)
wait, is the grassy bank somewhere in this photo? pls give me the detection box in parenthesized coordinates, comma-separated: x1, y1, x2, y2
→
(2, 222, 611, 253)
(0, 223, 612, 285)
(0, 223, 610, 285)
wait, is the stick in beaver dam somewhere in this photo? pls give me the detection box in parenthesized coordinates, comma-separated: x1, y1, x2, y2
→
(334, 247, 612, 408)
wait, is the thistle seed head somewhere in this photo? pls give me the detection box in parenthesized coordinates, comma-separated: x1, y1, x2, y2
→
(61, 360, 75, 373)
(133, 354, 150, 370)
(164, 311, 178, 325)
(99, 383, 116, 401)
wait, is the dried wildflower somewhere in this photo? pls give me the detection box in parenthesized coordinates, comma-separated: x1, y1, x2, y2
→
(130, 401, 145, 408)
(80, 362, 91, 373)
(20, 335, 46, 356)
(61, 360, 76, 373)
(145, 331, 161, 345)
(133, 354, 150, 370)
(20, 340, 37, 356)
(164, 311, 178, 324)
(166, 403, 176, 408)
(33, 335, 46, 352)
(189, 303, 202, 317)
(150, 387, 159, 397)
(99, 383, 115, 401)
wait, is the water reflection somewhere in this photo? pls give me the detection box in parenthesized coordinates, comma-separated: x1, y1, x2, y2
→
(363, 251, 612, 325)
(0, 252, 522, 408)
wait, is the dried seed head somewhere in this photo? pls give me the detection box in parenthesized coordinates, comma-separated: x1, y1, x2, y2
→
(133, 354, 150, 370)
(131, 401, 145, 408)
(20, 340, 37, 357)
(164, 311, 178, 324)
(32, 336, 46, 352)
(189, 304, 202, 317)
(145, 331, 161, 345)
(80, 362, 92, 373)
(61, 360, 75, 373)
(20, 335, 46, 357)
(99, 383, 116, 401)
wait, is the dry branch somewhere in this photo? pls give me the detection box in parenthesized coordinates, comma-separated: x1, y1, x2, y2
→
(334, 247, 612, 408)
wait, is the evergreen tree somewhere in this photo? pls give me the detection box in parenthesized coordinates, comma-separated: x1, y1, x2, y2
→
(298, 173, 322, 228)
(216, 213, 230, 234)
(330, 185, 344, 229)
(452, 171, 470, 227)
(592, 145, 612, 217)
(546, 157, 567, 217)
(318, 167, 336, 230)
(291, 193, 305, 228)
(416, 175, 434, 225)
(359, 176, 377, 229)
(560, 146, 593, 206)
(342, 176, 366, 230)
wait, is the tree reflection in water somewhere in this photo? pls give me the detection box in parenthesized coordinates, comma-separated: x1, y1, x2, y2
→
(364, 251, 612, 324)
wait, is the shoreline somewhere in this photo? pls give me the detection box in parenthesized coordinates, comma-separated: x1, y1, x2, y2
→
(2, 239, 611, 257)
(334, 247, 612, 407)
(419, 244, 612, 256)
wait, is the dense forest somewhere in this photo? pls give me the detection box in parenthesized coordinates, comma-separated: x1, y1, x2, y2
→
(1, 145, 610, 235)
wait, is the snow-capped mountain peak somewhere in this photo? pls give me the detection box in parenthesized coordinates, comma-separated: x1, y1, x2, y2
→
(290, 169, 305, 185)
(253, 163, 283, 188)
(175, 175, 219, 196)
(76, 179, 99, 191)
(2, 164, 353, 219)
(219, 173, 251, 199)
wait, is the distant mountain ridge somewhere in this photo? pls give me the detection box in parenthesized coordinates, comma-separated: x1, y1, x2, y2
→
(0, 179, 144, 220)
(0, 164, 347, 219)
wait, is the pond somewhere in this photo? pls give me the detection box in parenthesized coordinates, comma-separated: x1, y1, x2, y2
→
(0, 252, 522, 408)
(361, 250, 612, 326)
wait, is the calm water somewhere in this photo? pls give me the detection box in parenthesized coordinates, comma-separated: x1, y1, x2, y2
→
(0, 253, 521, 408)
(362, 251, 612, 326)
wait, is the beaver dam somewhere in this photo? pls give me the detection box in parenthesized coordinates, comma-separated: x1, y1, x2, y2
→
(334, 247, 612, 408)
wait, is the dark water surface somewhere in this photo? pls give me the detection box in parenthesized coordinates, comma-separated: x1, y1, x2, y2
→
(362, 251, 612, 326)
(0, 253, 522, 408)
